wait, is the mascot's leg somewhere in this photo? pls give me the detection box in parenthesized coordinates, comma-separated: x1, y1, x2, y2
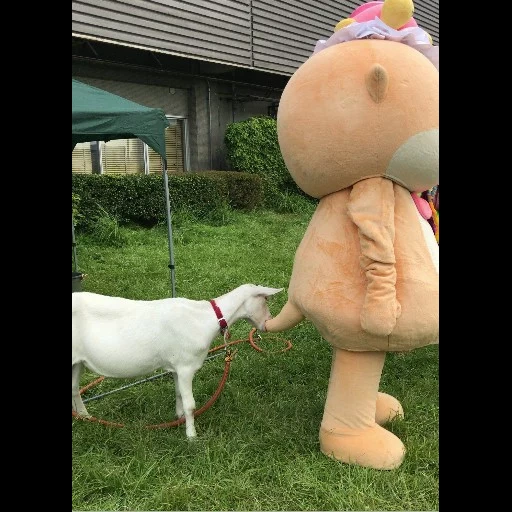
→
(319, 348, 406, 470)
(376, 392, 404, 425)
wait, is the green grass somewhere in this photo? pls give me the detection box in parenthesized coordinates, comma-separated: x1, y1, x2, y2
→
(72, 209, 439, 511)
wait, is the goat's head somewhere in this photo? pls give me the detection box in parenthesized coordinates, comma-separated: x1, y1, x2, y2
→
(242, 285, 283, 332)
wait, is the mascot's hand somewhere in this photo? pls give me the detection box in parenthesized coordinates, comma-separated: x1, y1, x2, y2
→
(347, 178, 401, 337)
(361, 289, 401, 336)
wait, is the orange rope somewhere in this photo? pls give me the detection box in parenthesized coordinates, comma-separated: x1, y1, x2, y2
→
(72, 328, 292, 428)
(146, 352, 234, 430)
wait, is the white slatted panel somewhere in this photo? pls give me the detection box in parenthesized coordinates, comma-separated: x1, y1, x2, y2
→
(72, 142, 93, 174)
(148, 120, 184, 173)
(101, 139, 145, 174)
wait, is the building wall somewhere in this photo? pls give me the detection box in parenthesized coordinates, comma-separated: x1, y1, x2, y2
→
(72, 0, 438, 171)
(73, 61, 200, 168)
(411, 0, 439, 43)
(72, 0, 253, 68)
(251, 0, 356, 74)
(72, 60, 279, 170)
(71, 74, 189, 116)
(72, 0, 439, 77)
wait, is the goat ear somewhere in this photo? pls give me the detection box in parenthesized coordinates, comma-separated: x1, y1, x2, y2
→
(259, 286, 284, 297)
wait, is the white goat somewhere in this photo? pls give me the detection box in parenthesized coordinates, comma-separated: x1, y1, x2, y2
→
(72, 284, 283, 438)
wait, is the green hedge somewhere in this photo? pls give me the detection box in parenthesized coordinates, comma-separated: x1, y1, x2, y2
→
(224, 116, 302, 204)
(72, 171, 263, 230)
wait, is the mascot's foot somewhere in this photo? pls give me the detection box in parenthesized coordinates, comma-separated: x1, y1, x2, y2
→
(376, 392, 404, 425)
(319, 424, 406, 470)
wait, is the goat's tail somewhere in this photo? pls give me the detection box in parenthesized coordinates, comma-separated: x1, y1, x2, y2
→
(265, 301, 304, 332)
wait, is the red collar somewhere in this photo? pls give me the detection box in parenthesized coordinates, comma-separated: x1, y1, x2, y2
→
(209, 299, 228, 334)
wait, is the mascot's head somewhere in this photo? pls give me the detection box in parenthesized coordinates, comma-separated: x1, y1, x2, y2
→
(277, 0, 439, 198)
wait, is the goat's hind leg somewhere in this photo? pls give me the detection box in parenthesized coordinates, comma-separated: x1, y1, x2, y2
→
(171, 371, 184, 418)
(72, 363, 91, 418)
(175, 368, 197, 439)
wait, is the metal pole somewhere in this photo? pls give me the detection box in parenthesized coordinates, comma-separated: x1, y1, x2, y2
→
(72, 215, 78, 272)
(162, 159, 176, 297)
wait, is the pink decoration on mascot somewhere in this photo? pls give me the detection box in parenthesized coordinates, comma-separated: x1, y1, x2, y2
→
(314, 0, 438, 71)
(350, 1, 417, 28)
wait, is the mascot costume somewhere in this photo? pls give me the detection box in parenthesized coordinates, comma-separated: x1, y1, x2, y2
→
(265, 0, 439, 470)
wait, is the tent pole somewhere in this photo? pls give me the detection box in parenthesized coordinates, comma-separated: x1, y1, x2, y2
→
(72, 215, 78, 272)
(162, 160, 176, 297)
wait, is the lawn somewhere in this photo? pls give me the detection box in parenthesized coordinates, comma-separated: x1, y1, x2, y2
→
(72, 209, 439, 511)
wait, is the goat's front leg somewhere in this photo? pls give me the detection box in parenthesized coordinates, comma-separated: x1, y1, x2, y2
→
(175, 368, 197, 439)
(171, 371, 184, 418)
(72, 363, 91, 418)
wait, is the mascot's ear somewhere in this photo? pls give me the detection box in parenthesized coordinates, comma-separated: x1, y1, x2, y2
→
(366, 64, 389, 104)
(347, 177, 401, 336)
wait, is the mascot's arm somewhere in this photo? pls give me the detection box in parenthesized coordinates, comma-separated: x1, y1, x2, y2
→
(265, 301, 304, 332)
(347, 177, 401, 336)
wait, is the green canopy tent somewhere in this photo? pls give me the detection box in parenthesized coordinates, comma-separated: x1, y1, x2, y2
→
(72, 79, 176, 296)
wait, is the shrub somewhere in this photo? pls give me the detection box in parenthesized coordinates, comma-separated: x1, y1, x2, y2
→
(194, 171, 262, 211)
(71, 171, 263, 231)
(272, 190, 318, 215)
(224, 116, 303, 206)
(88, 205, 127, 247)
(72, 192, 84, 228)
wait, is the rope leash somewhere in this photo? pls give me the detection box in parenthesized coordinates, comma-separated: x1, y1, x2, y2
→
(72, 328, 292, 429)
